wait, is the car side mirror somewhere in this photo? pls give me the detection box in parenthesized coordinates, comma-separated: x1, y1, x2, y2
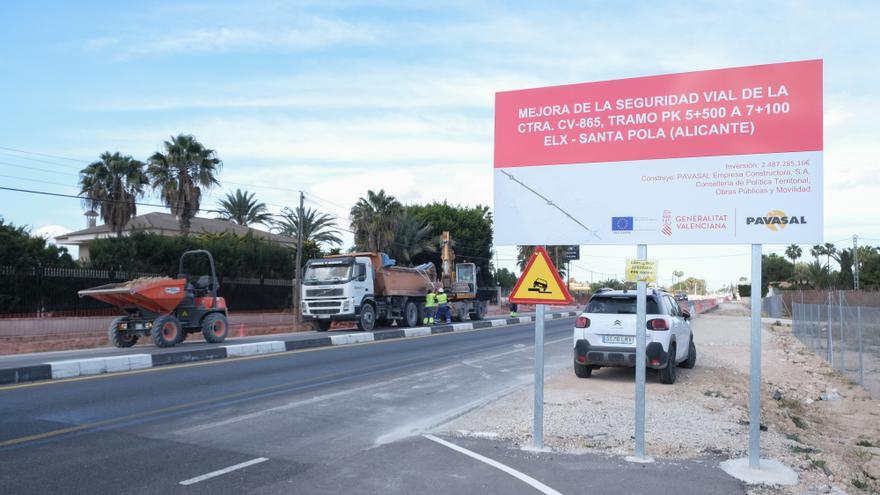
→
(356, 265, 367, 282)
(682, 310, 691, 320)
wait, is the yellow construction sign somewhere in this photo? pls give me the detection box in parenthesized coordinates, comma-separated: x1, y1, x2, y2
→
(509, 247, 573, 305)
(625, 259, 658, 283)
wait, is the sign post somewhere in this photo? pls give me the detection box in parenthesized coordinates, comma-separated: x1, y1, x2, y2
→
(534, 303, 545, 448)
(508, 247, 573, 449)
(625, 248, 656, 460)
(749, 244, 762, 468)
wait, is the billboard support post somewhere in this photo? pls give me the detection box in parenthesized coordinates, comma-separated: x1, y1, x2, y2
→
(534, 303, 545, 449)
(749, 244, 762, 468)
(634, 244, 648, 460)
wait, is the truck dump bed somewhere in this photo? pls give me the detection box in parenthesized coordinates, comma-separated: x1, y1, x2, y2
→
(328, 252, 436, 297)
(79, 277, 185, 314)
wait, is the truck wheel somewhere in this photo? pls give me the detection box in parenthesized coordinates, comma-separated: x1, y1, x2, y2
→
(469, 301, 486, 321)
(108, 317, 137, 348)
(313, 320, 332, 332)
(659, 343, 677, 384)
(357, 304, 376, 332)
(151, 315, 181, 348)
(399, 301, 419, 328)
(201, 313, 229, 343)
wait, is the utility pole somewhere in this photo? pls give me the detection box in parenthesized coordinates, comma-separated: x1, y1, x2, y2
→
(853, 235, 860, 290)
(294, 191, 305, 325)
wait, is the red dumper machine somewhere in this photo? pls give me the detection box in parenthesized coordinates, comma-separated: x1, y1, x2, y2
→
(79, 250, 229, 348)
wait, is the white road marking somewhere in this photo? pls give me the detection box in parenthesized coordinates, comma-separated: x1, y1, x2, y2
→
(179, 457, 269, 486)
(423, 435, 562, 495)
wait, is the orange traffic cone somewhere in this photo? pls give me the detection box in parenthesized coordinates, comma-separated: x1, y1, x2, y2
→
(239, 324, 245, 338)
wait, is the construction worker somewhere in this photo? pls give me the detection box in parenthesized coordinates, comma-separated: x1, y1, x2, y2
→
(436, 287, 451, 324)
(424, 284, 437, 325)
(509, 301, 518, 317)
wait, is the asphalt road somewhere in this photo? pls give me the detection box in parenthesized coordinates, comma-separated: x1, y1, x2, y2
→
(0, 317, 743, 494)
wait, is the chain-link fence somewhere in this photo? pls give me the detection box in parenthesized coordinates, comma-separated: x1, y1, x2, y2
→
(763, 294, 787, 318)
(792, 292, 880, 399)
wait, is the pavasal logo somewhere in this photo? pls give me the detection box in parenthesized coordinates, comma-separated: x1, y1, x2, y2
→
(746, 210, 807, 231)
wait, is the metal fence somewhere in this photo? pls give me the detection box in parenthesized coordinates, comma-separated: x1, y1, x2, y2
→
(762, 294, 787, 318)
(0, 266, 294, 316)
(792, 291, 880, 399)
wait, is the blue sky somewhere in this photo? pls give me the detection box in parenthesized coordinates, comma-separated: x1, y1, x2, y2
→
(1, 1, 878, 288)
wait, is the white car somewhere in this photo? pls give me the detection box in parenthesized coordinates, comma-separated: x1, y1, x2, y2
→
(572, 288, 696, 384)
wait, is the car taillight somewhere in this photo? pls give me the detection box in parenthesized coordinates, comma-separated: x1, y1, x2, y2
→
(647, 318, 669, 330)
(575, 316, 590, 328)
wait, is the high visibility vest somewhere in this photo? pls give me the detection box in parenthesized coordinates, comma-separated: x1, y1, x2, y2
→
(437, 293, 448, 305)
(425, 293, 437, 307)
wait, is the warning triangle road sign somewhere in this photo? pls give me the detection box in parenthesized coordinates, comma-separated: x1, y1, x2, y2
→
(509, 246, 573, 305)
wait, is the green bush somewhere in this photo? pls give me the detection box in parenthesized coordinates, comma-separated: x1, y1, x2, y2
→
(86, 230, 320, 279)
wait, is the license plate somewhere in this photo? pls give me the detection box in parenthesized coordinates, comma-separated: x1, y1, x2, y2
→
(603, 335, 634, 345)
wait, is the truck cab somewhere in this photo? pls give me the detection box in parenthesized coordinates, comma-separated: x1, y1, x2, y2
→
(301, 256, 374, 331)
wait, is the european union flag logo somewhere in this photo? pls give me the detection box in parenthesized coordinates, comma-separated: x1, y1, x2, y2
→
(612, 217, 634, 231)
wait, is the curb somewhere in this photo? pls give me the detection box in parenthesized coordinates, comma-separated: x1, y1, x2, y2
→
(0, 311, 579, 385)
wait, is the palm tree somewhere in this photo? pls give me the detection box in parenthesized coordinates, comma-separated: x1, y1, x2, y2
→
(79, 152, 147, 236)
(672, 270, 684, 289)
(806, 259, 830, 289)
(785, 244, 802, 265)
(390, 212, 437, 265)
(217, 189, 271, 226)
(147, 134, 222, 234)
(349, 189, 402, 252)
(275, 206, 342, 247)
(823, 242, 836, 270)
(516, 245, 567, 277)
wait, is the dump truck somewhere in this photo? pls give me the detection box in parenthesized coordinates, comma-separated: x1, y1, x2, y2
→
(79, 250, 229, 348)
(301, 232, 489, 332)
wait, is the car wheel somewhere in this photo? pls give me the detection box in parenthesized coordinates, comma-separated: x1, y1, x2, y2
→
(574, 362, 593, 378)
(679, 337, 697, 369)
(659, 343, 677, 384)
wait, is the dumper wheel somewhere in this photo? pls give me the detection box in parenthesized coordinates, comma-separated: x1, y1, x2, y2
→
(108, 317, 138, 348)
(151, 315, 181, 348)
(201, 313, 229, 343)
(399, 301, 419, 328)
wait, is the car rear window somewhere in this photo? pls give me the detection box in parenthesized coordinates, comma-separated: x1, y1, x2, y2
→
(586, 296, 659, 314)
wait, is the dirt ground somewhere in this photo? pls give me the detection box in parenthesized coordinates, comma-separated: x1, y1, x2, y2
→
(444, 303, 880, 494)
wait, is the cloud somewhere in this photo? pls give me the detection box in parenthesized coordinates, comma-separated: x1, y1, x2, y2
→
(78, 69, 543, 113)
(85, 16, 376, 57)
